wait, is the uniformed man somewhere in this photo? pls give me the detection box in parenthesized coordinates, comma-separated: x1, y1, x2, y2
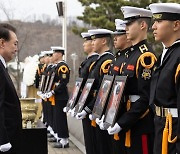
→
(43, 51, 59, 143)
(107, 6, 157, 154)
(34, 51, 49, 132)
(46, 46, 70, 148)
(75, 32, 99, 154)
(97, 19, 132, 154)
(76, 29, 114, 154)
(39, 50, 55, 137)
(149, 3, 180, 154)
(34, 51, 46, 89)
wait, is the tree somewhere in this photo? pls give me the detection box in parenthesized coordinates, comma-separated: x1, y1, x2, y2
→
(0, 2, 30, 95)
(73, 0, 177, 54)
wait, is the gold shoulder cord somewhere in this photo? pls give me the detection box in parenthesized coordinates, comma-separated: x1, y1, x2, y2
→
(162, 114, 177, 154)
(37, 67, 41, 75)
(175, 64, 180, 83)
(58, 65, 69, 76)
(89, 62, 95, 72)
(40, 64, 46, 74)
(100, 60, 112, 75)
(136, 52, 157, 78)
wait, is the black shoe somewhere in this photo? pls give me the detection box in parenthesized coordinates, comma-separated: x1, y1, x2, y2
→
(47, 133, 54, 138)
(48, 137, 57, 142)
(53, 142, 69, 148)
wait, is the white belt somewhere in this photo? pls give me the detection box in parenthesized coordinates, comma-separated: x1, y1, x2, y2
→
(155, 105, 178, 118)
(129, 95, 140, 102)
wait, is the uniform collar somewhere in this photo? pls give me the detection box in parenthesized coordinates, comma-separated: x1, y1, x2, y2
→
(165, 39, 180, 49)
(99, 50, 113, 57)
(132, 40, 147, 49)
(87, 53, 99, 59)
(56, 60, 64, 64)
(0, 55, 7, 68)
(131, 39, 149, 53)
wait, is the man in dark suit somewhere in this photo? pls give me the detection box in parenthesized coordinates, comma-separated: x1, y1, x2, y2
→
(0, 23, 22, 154)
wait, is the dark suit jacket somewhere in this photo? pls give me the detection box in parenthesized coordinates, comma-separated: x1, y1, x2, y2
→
(0, 61, 22, 153)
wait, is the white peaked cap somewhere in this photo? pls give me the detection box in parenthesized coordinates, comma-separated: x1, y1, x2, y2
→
(81, 32, 91, 38)
(88, 29, 113, 36)
(44, 50, 54, 55)
(115, 19, 126, 31)
(51, 46, 65, 51)
(149, 3, 180, 21)
(149, 3, 180, 14)
(39, 52, 45, 58)
(113, 19, 126, 35)
(121, 6, 152, 19)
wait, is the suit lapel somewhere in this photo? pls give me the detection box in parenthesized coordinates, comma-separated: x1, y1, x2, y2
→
(0, 61, 17, 94)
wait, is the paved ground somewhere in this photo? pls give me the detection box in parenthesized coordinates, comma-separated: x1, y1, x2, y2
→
(48, 141, 83, 154)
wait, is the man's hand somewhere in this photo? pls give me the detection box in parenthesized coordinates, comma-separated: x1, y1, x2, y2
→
(70, 108, 76, 117)
(76, 110, 87, 120)
(63, 107, 68, 113)
(107, 123, 122, 135)
(89, 114, 95, 120)
(40, 93, 47, 100)
(0, 143, 12, 152)
(46, 91, 53, 98)
(96, 115, 104, 125)
(37, 91, 42, 96)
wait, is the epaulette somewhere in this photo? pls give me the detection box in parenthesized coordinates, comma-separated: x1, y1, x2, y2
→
(100, 59, 112, 74)
(136, 52, 157, 78)
(89, 61, 96, 73)
(139, 44, 148, 53)
(175, 64, 180, 83)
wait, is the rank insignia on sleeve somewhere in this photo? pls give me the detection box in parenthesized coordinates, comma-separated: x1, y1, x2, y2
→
(141, 68, 151, 80)
(62, 74, 67, 79)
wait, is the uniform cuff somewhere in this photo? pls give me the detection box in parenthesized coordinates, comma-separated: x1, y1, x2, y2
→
(84, 106, 92, 114)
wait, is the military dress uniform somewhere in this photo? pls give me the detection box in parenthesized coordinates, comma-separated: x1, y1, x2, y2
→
(114, 39, 156, 154)
(79, 32, 99, 154)
(35, 62, 47, 124)
(51, 60, 70, 141)
(85, 50, 114, 154)
(79, 52, 99, 154)
(35, 63, 45, 89)
(149, 3, 180, 154)
(43, 63, 54, 129)
(107, 6, 157, 154)
(108, 48, 131, 154)
(106, 19, 131, 154)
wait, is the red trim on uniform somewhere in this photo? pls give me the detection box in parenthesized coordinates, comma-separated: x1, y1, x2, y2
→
(113, 66, 119, 72)
(141, 134, 148, 154)
(127, 64, 134, 71)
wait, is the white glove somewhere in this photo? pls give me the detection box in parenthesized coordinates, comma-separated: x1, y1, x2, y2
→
(76, 110, 87, 120)
(68, 109, 72, 113)
(107, 123, 122, 135)
(40, 93, 47, 100)
(46, 91, 53, 98)
(70, 108, 76, 117)
(0, 143, 12, 152)
(89, 114, 95, 120)
(37, 91, 42, 96)
(99, 121, 109, 130)
(63, 107, 68, 113)
(96, 115, 104, 126)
